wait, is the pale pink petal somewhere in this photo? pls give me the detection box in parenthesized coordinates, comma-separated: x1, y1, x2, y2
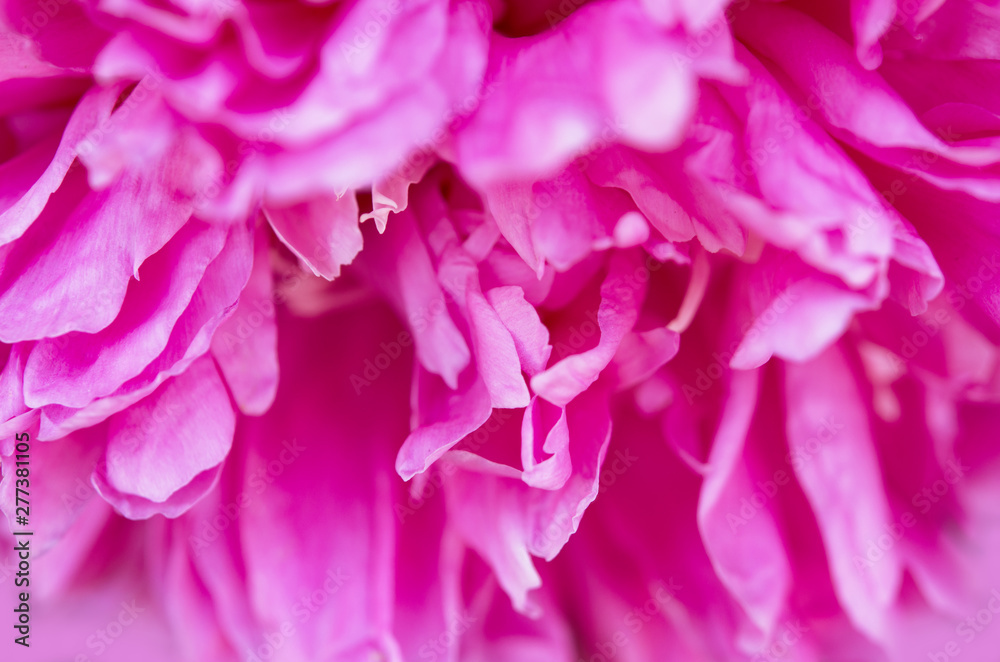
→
(265, 193, 362, 281)
(210, 225, 279, 416)
(100, 355, 235, 514)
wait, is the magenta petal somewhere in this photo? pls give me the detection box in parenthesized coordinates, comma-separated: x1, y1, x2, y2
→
(697, 370, 791, 645)
(0, 153, 193, 342)
(482, 181, 543, 275)
(6, 0, 1000, 656)
(531, 251, 645, 406)
(24, 219, 229, 408)
(729, 250, 877, 369)
(232, 304, 409, 661)
(455, 0, 715, 186)
(520, 397, 571, 490)
(466, 286, 531, 409)
(152, 525, 235, 661)
(265, 193, 362, 280)
(210, 226, 279, 416)
(101, 355, 235, 511)
(0, 86, 118, 246)
(396, 365, 493, 481)
(738, 4, 958, 159)
(458, 579, 577, 661)
(784, 344, 902, 642)
(362, 160, 432, 233)
(361, 208, 471, 388)
(444, 387, 612, 614)
(0, 425, 105, 553)
(35, 220, 253, 440)
(93, 464, 224, 521)
(850, 0, 896, 68)
(607, 327, 681, 390)
(486, 285, 552, 376)
(0, 344, 30, 425)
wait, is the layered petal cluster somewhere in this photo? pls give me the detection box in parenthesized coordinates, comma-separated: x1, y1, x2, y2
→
(2, 0, 1000, 661)
(12, 0, 492, 216)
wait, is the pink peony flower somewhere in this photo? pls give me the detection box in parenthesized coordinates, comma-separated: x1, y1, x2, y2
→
(2, 0, 1000, 660)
